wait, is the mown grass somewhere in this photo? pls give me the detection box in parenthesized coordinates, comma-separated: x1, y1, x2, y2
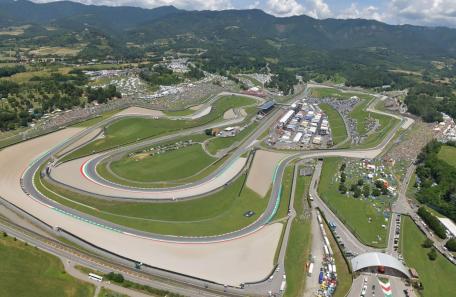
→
(437, 145, 456, 168)
(319, 103, 348, 145)
(96, 134, 220, 188)
(108, 144, 215, 183)
(284, 174, 312, 297)
(310, 87, 372, 100)
(97, 287, 128, 297)
(274, 164, 294, 221)
(163, 108, 195, 116)
(400, 216, 456, 297)
(62, 95, 255, 161)
(318, 157, 388, 248)
(0, 236, 94, 297)
(37, 170, 269, 236)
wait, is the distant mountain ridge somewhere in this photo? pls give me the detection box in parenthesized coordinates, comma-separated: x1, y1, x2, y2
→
(1, 0, 455, 57)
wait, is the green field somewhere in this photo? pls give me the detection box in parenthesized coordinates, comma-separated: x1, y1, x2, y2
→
(400, 216, 456, 297)
(97, 288, 128, 297)
(319, 103, 348, 145)
(0, 236, 94, 297)
(62, 95, 256, 161)
(95, 134, 227, 188)
(36, 170, 269, 236)
(318, 158, 388, 248)
(274, 164, 294, 221)
(205, 122, 258, 155)
(437, 145, 456, 168)
(284, 173, 312, 297)
(310, 87, 372, 100)
(163, 108, 195, 116)
(106, 143, 215, 183)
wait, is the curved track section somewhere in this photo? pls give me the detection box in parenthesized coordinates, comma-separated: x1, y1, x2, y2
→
(22, 92, 410, 245)
(2, 87, 415, 290)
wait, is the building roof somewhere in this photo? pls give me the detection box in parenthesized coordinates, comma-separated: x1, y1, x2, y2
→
(259, 100, 275, 110)
(438, 217, 456, 237)
(351, 252, 411, 278)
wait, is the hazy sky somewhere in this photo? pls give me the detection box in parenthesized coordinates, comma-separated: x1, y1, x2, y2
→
(33, 0, 456, 27)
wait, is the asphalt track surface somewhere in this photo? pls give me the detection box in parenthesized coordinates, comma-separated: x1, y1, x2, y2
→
(11, 87, 414, 293)
(23, 89, 411, 244)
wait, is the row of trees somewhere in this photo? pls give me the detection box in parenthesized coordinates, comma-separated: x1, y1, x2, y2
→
(0, 65, 26, 78)
(417, 206, 447, 239)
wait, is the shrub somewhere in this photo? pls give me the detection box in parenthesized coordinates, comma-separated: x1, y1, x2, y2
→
(363, 184, 370, 197)
(372, 188, 381, 196)
(427, 248, 437, 261)
(445, 238, 456, 252)
(422, 238, 433, 248)
(339, 183, 347, 194)
(105, 272, 124, 283)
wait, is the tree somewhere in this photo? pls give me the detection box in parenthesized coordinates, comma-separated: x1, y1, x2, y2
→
(353, 187, 362, 198)
(372, 188, 381, 196)
(106, 272, 124, 283)
(363, 184, 370, 197)
(340, 163, 346, 171)
(427, 248, 437, 261)
(350, 184, 358, 192)
(340, 172, 346, 183)
(445, 238, 456, 252)
(375, 180, 384, 189)
(339, 183, 347, 194)
(422, 238, 433, 248)
(357, 179, 364, 186)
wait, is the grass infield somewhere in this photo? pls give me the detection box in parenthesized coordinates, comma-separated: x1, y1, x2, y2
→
(62, 95, 255, 161)
(318, 103, 348, 145)
(36, 168, 269, 236)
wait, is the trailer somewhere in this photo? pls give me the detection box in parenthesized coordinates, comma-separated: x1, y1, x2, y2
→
(323, 244, 329, 256)
(308, 263, 314, 276)
(280, 280, 286, 292)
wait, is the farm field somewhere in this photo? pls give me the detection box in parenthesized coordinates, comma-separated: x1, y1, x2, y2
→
(0, 236, 94, 297)
(318, 103, 348, 145)
(400, 216, 456, 297)
(318, 157, 389, 248)
(437, 144, 456, 168)
(36, 171, 269, 236)
(62, 95, 256, 161)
